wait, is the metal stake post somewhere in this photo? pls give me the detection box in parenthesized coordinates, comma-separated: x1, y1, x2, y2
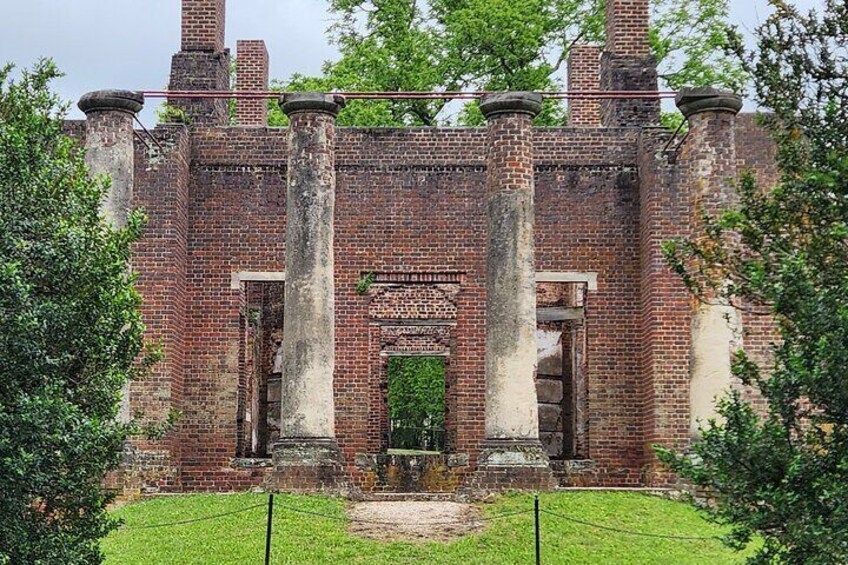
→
(265, 493, 274, 565)
(535, 494, 541, 565)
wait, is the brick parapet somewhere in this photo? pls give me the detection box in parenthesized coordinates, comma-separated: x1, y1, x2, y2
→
(187, 127, 640, 167)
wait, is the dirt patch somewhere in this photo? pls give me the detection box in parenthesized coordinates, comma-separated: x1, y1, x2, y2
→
(347, 501, 484, 542)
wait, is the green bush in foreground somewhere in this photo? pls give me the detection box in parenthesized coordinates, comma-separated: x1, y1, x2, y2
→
(659, 1, 848, 563)
(0, 60, 150, 564)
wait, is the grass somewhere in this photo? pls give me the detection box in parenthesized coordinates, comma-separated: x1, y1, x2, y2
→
(103, 491, 750, 564)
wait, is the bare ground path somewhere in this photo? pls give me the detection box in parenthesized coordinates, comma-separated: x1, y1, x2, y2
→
(347, 501, 484, 542)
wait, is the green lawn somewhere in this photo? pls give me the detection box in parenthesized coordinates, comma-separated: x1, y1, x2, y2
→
(103, 491, 750, 564)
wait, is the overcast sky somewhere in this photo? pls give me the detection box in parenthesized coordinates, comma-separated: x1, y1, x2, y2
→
(0, 0, 823, 125)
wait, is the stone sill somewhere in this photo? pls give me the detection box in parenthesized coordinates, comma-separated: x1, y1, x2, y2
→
(549, 459, 596, 473)
(354, 452, 469, 471)
(230, 457, 273, 469)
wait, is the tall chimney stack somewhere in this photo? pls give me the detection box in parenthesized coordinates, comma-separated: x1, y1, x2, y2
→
(235, 40, 270, 126)
(600, 0, 659, 127)
(168, 0, 230, 126)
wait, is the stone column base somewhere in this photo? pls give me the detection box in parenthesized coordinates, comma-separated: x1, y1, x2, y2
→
(265, 438, 345, 493)
(465, 440, 556, 495)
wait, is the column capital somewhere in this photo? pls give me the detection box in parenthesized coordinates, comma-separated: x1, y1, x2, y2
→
(279, 93, 346, 118)
(78, 90, 144, 116)
(675, 87, 743, 119)
(479, 92, 543, 120)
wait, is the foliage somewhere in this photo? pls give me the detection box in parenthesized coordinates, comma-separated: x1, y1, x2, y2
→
(269, 0, 743, 127)
(658, 2, 848, 563)
(650, 0, 747, 92)
(101, 492, 750, 564)
(354, 271, 376, 294)
(0, 60, 156, 564)
(387, 356, 445, 451)
(155, 102, 190, 125)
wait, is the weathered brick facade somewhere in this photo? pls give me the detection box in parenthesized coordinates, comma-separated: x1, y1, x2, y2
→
(73, 0, 779, 496)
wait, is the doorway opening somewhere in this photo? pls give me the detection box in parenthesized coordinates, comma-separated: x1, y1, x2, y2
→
(536, 281, 588, 460)
(386, 356, 446, 454)
(236, 280, 283, 458)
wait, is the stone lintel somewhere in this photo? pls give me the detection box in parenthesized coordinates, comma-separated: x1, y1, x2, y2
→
(280, 93, 346, 117)
(536, 271, 598, 291)
(479, 92, 543, 119)
(675, 87, 743, 119)
(230, 270, 285, 290)
(78, 90, 144, 116)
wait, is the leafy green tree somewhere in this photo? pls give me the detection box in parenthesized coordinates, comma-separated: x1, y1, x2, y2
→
(387, 357, 445, 451)
(268, 0, 743, 126)
(0, 60, 155, 564)
(658, 2, 848, 563)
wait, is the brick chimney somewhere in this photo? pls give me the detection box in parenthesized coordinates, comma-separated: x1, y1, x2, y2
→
(235, 40, 270, 126)
(567, 45, 602, 127)
(168, 0, 230, 126)
(600, 0, 659, 127)
(182, 0, 226, 52)
(605, 0, 650, 57)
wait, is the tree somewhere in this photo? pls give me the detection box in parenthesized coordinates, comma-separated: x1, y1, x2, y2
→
(658, 1, 848, 563)
(0, 60, 154, 564)
(268, 0, 744, 126)
(387, 357, 446, 452)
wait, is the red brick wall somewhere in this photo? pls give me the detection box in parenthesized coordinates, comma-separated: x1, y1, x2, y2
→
(735, 114, 781, 412)
(135, 126, 648, 489)
(65, 101, 779, 493)
(235, 41, 269, 126)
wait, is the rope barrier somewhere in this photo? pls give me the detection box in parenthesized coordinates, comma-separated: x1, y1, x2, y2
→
(118, 502, 267, 531)
(276, 502, 533, 526)
(540, 508, 721, 541)
(115, 497, 721, 543)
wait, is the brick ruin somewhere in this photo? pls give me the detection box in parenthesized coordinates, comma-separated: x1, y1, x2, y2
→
(71, 0, 780, 497)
